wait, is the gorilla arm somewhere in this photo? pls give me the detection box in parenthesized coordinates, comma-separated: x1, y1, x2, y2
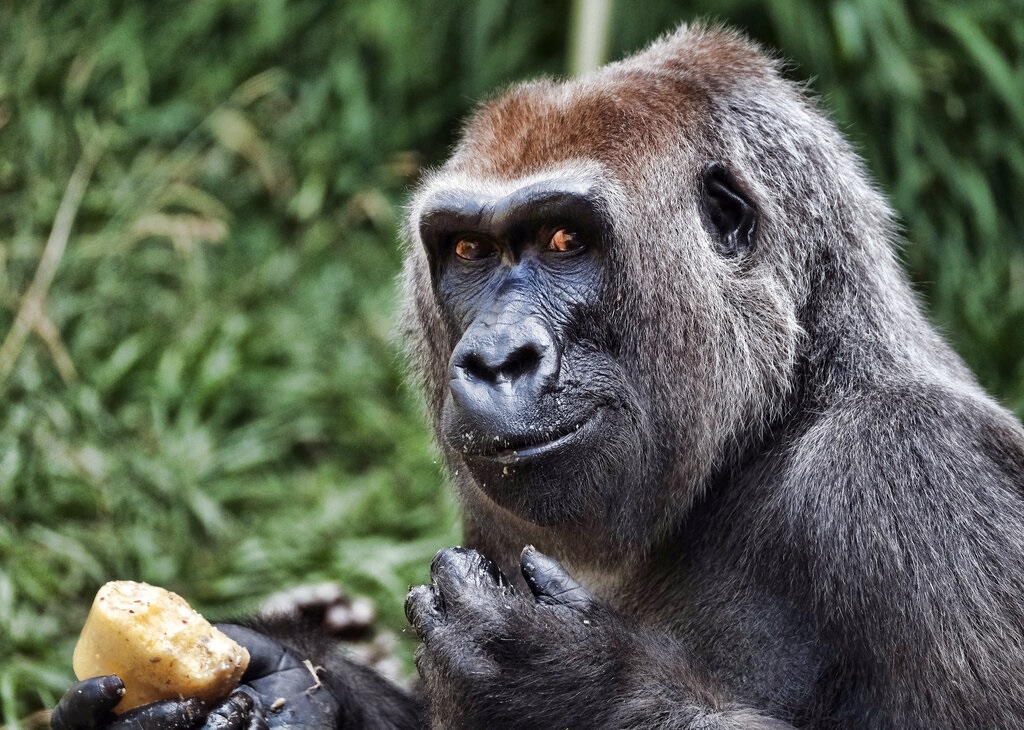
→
(768, 385, 1024, 725)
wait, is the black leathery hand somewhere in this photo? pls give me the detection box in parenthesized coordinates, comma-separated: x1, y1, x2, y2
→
(106, 697, 207, 729)
(214, 624, 297, 680)
(50, 675, 125, 729)
(520, 546, 594, 609)
(202, 690, 267, 730)
(429, 547, 512, 594)
(210, 625, 342, 729)
(405, 584, 444, 640)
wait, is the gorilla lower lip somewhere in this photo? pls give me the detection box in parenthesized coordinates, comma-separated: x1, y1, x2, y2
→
(490, 415, 595, 463)
(498, 430, 576, 461)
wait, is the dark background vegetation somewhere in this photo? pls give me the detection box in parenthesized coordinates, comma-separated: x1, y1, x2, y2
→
(1, 0, 1022, 725)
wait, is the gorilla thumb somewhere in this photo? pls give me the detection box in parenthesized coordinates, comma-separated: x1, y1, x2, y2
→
(520, 546, 595, 609)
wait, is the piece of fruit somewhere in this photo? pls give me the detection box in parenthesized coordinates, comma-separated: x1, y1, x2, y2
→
(73, 581, 250, 714)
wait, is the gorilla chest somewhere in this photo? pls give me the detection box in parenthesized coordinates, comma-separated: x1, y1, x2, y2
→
(622, 558, 825, 718)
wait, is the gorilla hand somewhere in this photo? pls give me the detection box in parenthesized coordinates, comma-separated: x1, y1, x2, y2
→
(405, 546, 628, 728)
(51, 625, 341, 730)
(406, 547, 796, 729)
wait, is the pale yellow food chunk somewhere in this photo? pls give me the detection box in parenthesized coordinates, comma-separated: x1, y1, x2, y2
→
(73, 581, 250, 714)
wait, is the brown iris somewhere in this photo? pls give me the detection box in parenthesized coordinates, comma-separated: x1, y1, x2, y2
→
(454, 236, 495, 261)
(548, 228, 583, 252)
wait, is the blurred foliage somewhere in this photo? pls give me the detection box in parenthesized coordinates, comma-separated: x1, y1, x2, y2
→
(0, 0, 1021, 725)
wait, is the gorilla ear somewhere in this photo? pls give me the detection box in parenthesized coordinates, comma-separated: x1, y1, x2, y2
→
(702, 162, 757, 257)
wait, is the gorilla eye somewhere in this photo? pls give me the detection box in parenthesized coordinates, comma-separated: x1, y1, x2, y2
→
(453, 236, 496, 261)
(547, 228, 584, 253)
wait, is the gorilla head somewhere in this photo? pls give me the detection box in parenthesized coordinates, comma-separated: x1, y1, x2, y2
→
(399, 28, 865, 563)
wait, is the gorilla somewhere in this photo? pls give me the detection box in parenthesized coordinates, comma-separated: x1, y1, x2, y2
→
(53, 24, 1024, 730)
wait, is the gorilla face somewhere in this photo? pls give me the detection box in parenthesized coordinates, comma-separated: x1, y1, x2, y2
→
(417, 176, 631, 525)
(416, 168, 758, 528)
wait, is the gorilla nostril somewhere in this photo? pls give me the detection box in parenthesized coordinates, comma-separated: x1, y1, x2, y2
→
(501, 345, 542, 380)
(460, 353, 497, 383)
(458, 344, 543, 384)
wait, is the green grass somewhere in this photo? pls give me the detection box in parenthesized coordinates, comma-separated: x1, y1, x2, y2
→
(2, 0, 1022, 725)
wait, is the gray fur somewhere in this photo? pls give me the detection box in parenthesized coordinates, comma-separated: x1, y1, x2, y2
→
(397, 23, 1024, 729)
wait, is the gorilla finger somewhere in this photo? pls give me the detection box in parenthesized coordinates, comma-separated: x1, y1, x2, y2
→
(405, 584, 445, 638)
(202, 690, 265, 730)
(520, 546, 595, 609)
(429, 546, 512, 596)
(51, 675, 125, 729)
(107, 697, 207, 730)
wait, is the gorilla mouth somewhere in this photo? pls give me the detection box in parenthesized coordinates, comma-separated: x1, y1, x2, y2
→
(458, 411, 599, 463)
(450, 407, 619, 526)
(494, 422, 588, 461)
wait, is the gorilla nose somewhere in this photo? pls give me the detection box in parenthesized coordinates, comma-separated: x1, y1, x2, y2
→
(449, 318, 558, 414)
